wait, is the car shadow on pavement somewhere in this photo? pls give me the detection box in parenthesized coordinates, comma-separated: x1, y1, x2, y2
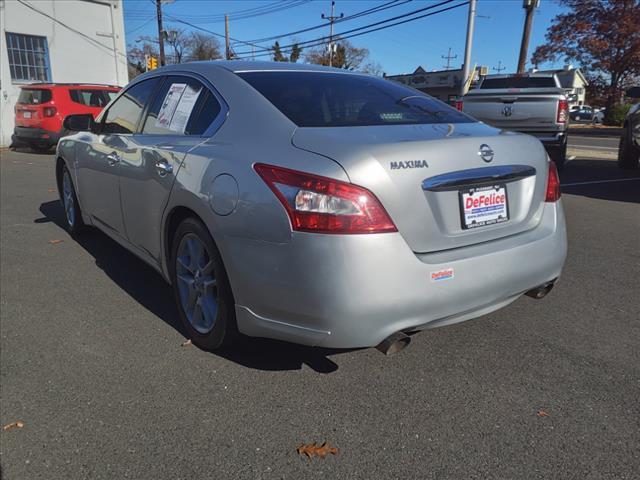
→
(9, 146, 55, 156)
(560, 159, 640, 204)
(38, 200, 346, 373)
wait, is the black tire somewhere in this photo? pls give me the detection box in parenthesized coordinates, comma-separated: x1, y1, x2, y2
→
(170, 217, 238, 351)
(547, 140, 567, 171)
(59, 165, 85, 235)
(617, 130, 640, 169)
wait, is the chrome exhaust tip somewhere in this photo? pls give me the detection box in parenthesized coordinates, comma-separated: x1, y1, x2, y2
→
(375, 332, 411, 355)
(525, 281, 556, 300)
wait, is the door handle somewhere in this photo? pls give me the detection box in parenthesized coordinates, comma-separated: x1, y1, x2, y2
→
(107, 153, 120, 166)
(155, 160, 173, 177)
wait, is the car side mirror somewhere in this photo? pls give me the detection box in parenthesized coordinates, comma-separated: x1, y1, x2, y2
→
(625, 86, 640, 98)
(64, 114, 96, 132)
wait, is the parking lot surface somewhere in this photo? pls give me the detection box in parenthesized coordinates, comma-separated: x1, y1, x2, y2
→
(1, 137, 639, 479)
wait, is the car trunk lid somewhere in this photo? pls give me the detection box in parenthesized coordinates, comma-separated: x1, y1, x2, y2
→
(292, 122, 550, 253)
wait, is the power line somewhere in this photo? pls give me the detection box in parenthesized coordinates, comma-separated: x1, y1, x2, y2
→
(162, 13, 265, 50)
(194, 1, 311, 23)
(134, 0, 414, 61)
(131, 1, 311, 23)
(126, 18, 154, 35)
(234, 0, 458, 56)
(235, 1, 469, 60)
(233, 0, 412, 45)
(127, 1, 287, 18)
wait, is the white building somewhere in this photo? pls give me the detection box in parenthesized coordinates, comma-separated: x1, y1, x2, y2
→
(0, 0, 128, 146)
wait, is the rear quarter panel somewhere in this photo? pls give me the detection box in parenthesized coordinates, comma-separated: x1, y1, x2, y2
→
(160, 65, 351, 293)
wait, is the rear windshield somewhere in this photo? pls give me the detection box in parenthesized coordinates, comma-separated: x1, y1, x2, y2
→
(238, 71, 474, 127)
(480, 76, 557, 89)
(17, 88, 52, 104)
(69, 89, 118, 108)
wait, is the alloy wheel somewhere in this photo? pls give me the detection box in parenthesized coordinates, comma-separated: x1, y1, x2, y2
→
(62, 169, 75, 227)
(175, 234, 219, 334)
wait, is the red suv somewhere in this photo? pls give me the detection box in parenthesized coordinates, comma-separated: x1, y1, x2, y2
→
(12, 83, 120, 152)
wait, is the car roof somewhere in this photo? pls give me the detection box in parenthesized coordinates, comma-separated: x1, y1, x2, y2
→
(126, 61, 374, 92)
(152, 60, 357, 75)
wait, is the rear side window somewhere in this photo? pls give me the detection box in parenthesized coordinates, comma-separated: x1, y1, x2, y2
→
(142, 76, 221, 135)
(17, 88, 52, 104)
(69, 89, 118, 108)
(102, 78, 160, 134)
(480, 77, 557, 89)
(238, 71, 474, 127)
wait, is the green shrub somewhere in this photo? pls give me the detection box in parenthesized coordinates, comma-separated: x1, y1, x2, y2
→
(604, 103, 631, 126)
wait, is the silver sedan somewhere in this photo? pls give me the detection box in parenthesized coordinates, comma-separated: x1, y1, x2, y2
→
(56, 61, 567, 354)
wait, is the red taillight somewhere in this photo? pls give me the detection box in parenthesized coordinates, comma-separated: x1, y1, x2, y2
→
(556, 99, 568, 124)
(454, 100, 463, 111)
(545, 161, 561, 202)
(43, 107, 57, 117)
(253, 163, 397, 234)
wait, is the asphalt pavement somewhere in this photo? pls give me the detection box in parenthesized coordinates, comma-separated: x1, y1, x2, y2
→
(1, 135, 639, 479)
(568, 135, 619, 150)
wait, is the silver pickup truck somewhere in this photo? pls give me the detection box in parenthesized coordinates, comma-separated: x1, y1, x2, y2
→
(462, 73, 570, 169)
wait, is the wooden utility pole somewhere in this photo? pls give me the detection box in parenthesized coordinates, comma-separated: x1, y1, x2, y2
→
(517, 0, 539, 73)
(156, 0, 166, 66)
(225, 14, 232, 60)
(442, 47, 457, 70)
(321, 1, 343, 67)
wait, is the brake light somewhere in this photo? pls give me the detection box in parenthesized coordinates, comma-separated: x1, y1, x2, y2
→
(43, 107, 57, 117)
(545, 160, 561, 202)
(556, 99, 568, 124)
(253, 163, 397, 234)
(454, 100, 463, 111)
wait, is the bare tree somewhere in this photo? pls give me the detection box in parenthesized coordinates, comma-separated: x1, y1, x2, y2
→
(186, 32, 222, 61)
(126, 41, 158, 80)
(136, 30, 189, 64)
(165, 28, 189, 64)
(305, 38, 371, 71)
(361, 61, 383, 76)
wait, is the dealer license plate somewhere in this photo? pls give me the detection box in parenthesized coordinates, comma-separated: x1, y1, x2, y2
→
(459, 184, 509, 230)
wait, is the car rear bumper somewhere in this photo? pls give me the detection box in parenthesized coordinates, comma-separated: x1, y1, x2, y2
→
(226, 201, 568, 348)
(12, 126, 62, 147)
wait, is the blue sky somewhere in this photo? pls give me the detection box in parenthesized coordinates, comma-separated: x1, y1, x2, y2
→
(123, 0, 568, 74)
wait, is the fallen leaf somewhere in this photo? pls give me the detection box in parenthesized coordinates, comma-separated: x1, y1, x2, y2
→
(3, 421, 25, 431)
(537, 410, 550, 417)
(48, 188, 56, 193)
(297, 441, 339, 459)
(48, 239, 64, 245)
(181, 339, 192, 347)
